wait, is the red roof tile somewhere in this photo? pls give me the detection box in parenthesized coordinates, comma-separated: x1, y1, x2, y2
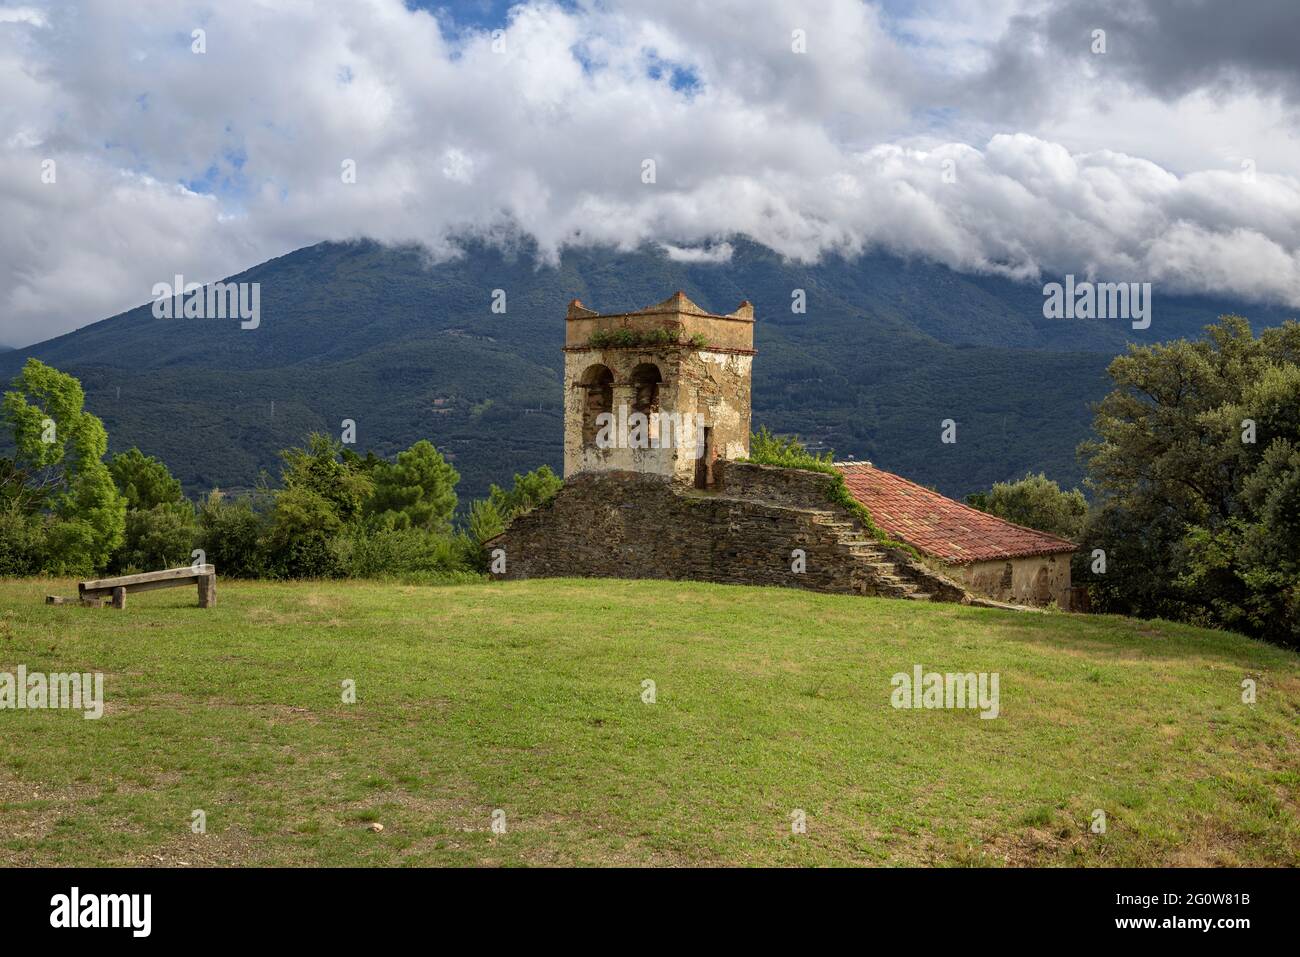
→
(836, 463, 1077, 564)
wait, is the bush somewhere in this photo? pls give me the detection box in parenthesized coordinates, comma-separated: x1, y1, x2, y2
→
(332, 525, 470, 581)
(586, 328, 704, 349)
(263, 486, 343, 579)
(966, 473, 1086, 540)
(0, 505, 47, 576)
(39, 519, 101, 577)
(112, 502, 199, 574)
(197, 492, 268, 579)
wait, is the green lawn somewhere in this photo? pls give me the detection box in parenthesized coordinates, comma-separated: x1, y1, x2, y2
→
(1, 577, 1297, 867)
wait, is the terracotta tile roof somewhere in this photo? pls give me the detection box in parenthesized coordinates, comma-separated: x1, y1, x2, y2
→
(836, 463, 1077, 564)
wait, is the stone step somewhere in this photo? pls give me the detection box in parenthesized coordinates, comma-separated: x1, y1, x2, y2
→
(845, 545, 886, 556)
(908, 592, 934, 602)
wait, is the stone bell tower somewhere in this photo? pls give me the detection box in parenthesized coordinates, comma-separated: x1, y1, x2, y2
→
(562, 291, 755, 487)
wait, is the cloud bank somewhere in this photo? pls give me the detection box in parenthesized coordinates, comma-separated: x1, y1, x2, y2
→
(2, 0, 1299, 345)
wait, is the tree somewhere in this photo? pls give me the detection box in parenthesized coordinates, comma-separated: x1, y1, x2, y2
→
(109, 447, 185, 510)
(367, 440, 458, 531)
(486, 464, 561, 518)
(197, 491, 267, 579)
(1, 359, 125, 573)
(280, 433, 373, 523)
(1078, 316, 1300, 645)
(262, 434, 374, 578)
(106, 447, 196, 572)
(113, 503, 199, 573)
(966, 473, 1086, 540)
(265, 485, 342, 578)
(461, 465, 562, 571)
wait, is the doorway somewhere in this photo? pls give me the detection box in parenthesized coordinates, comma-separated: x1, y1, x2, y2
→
(694, 426, 713, 489)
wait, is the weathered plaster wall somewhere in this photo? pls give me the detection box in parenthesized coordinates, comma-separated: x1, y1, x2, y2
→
(562, 346, 751, 485)
(953, 554, 1073, 607)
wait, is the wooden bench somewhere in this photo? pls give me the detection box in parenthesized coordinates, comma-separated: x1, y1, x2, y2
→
(74, 564, 217, 609)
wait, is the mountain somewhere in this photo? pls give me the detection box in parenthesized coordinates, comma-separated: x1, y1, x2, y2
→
(1, 238, 1293, 503)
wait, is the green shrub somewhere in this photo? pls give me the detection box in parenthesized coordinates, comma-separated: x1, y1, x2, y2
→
(112, 502, 199, 574)
(586, 328, 708, 349)
(109, 447, 185, 511)
(197, 492, 268, 579)
(264, 486, 343, 579)
(0, 505, 47, 576)
(332, 525, 467, 580)
(966, 472, 1086, 540)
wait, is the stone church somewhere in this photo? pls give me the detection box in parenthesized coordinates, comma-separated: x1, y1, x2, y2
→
(488, 292, 1076, 608)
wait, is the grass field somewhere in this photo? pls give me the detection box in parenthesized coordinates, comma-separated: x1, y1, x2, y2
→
(1, 577, 1297, 867)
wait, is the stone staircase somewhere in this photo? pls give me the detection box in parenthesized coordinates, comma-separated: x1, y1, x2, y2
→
(690, 482, 975, 603)
(805, 510, 968, 603)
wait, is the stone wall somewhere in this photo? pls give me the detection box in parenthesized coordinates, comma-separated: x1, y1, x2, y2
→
(492, 471, 893, 596)
(713, 459, 839, 508)
(488, 468, 976, 604)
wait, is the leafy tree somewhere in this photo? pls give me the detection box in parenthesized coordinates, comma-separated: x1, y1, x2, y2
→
(460, 465, 561, 571)
(367, 440, 458, 531)
(280, 433, 373, 523)
(0, 504, 47, 576)
(966, 473, 1086, 540)
(109, 447, 185, 510)
(113, 503, 199, 573)
(1078, 316, 1300, 645)
(340, 448, 385, 475)
(106, 447, 196, 573)
(260, 434, 375, 578)
(265, 485, 343, 578)
(467, 497, 505, 545)
(197, 491, 268, 579)
(1, 359, 125, 573)
(485, 464, 561, 518)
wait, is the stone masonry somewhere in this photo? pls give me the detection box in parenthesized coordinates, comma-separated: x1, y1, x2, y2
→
(491, 462, 972, 603)
(490, 292, 979, 605)
(563, 292, 753, 485)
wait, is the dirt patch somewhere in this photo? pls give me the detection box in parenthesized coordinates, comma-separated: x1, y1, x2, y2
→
(125, 827, 267, 867)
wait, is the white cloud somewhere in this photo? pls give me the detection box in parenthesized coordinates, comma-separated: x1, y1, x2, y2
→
(1, 0, 1299, 346)
(661, 242, 735, 264)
